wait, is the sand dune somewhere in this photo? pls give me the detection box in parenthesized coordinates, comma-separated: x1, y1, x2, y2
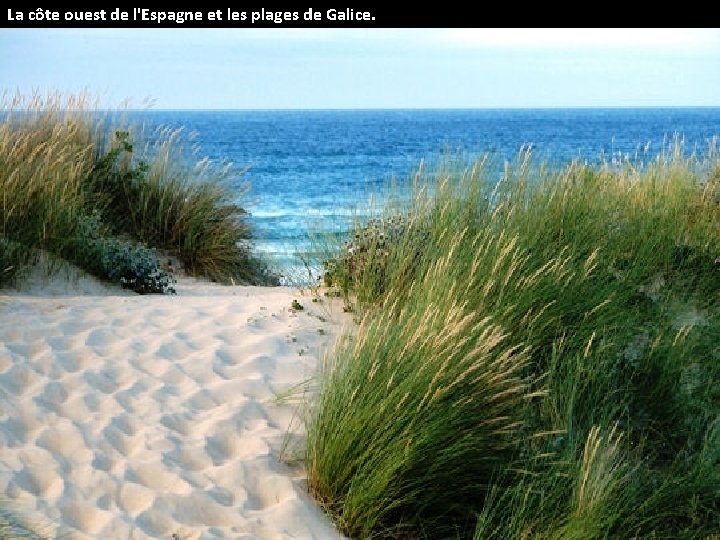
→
(0, 277, 346, 539)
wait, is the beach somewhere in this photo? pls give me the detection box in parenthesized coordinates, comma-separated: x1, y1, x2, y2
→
(0, 272, 347, 539)
(2, 28, 718, 538)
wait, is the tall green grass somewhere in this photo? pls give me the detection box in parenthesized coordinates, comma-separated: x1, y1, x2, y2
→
(306, 148, 720, 538)
(0, 92, 276, 290)
(0, 93, 96, 284)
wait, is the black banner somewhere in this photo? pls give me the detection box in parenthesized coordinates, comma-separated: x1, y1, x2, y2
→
(2, 7, 555, 28)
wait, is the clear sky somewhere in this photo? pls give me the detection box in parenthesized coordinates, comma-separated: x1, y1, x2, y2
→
(2, 28, 719, 109)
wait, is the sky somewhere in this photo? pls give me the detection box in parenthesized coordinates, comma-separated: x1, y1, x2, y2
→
(1, 28, 719, 109)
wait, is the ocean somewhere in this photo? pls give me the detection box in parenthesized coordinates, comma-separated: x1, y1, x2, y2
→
(130, 108, 720, 277)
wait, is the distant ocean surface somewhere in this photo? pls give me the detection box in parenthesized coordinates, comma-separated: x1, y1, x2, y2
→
(131, 109, 720, 277)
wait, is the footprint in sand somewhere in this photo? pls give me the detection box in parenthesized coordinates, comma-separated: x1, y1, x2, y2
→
(84, 370, 120, 394)
(58, 499, 113, 535)
(35, 423, 93, 465)
(156, 340, 194, 361)
(0, 413, 43, 446)
(129, 338, 153, 354)
(213, 329, 248, 347)
(125, 463, 192, 493)
(207, 383, 254, 406)
(160, 413, 195, 436)
(215, 345, 247, 366)
(83, 391, 123, 417)
(118, 481, 155, 515)
(168, 491, 238, 527)
(210, 363, 235, 381)
(12, 463, 64, 498)
(84, 327, 119, 348)
(205, 430, 270, 465)
(250, 473, 296, 510)
(29, 353, 65, 379)
(54, 350, 91, 373)
(0, 364, 41, 396)
(96, 493, 112, 511)
(91, 449, 115, 472)
(6, 340, 50, 360)
(136, 506, 177, 537)
(102, 421, 143, 457)
(185, 389, 219, 411)
(244, 418, 269, 432)
(33, 381, 69, 408)
(204, 431, 243, 465)
(216, 376, 270, 401)
(110, 413, 141, 436)
(58, 319, 92, 336)
(159, 364, 198, 393)
(45, 334, 84, 353)
(207, 486, 236, 507)
(114, 380, 155, 414)
(162, 445, 213, 472)
(245, 354, 277, 372)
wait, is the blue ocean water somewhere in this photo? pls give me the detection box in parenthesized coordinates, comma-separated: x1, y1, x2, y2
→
(131, 108, 720, 275)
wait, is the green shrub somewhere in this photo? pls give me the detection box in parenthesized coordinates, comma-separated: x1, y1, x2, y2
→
(97, 239, 176, 295)
(66, 212, 176, 294)
(323, 215, 428, 298)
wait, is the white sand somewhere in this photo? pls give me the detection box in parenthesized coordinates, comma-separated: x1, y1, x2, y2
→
(0, 273, 347, 539)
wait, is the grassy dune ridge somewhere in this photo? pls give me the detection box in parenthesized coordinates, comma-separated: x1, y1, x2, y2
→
(0, 92, 276, 291)
(2, 91, 718, 537)
(307, 147, 720, 538)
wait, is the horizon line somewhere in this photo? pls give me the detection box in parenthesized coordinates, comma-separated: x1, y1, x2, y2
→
(90, 105, 720, 112)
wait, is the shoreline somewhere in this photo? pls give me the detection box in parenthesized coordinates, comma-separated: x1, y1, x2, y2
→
(0, 276, 348, 539)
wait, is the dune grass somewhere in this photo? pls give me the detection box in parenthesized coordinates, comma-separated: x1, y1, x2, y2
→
(0, 495, 47, 540)
(306, 147, 720, 538)
(0, 92, 276, 291)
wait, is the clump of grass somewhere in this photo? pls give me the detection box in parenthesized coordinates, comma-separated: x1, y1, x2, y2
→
(0, 91, 276, 291)
(308, 256, 533, 538)
(0, 92, 97, 287)
(0, 487, 49, 539)
(0, 505, 45, 540)
(306, 147, 720, 538)
(86, 128, 277, 284)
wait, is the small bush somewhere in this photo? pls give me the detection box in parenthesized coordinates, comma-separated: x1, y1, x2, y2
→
(68, 212, 176, 294)
(323, 215, 429, 299)
(94, 239, 176, 295)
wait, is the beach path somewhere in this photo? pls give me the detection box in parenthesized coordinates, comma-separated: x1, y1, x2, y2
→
(0, 280, 344, 539)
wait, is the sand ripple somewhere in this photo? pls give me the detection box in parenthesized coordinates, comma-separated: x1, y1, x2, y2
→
(0, 285, 347, 538)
